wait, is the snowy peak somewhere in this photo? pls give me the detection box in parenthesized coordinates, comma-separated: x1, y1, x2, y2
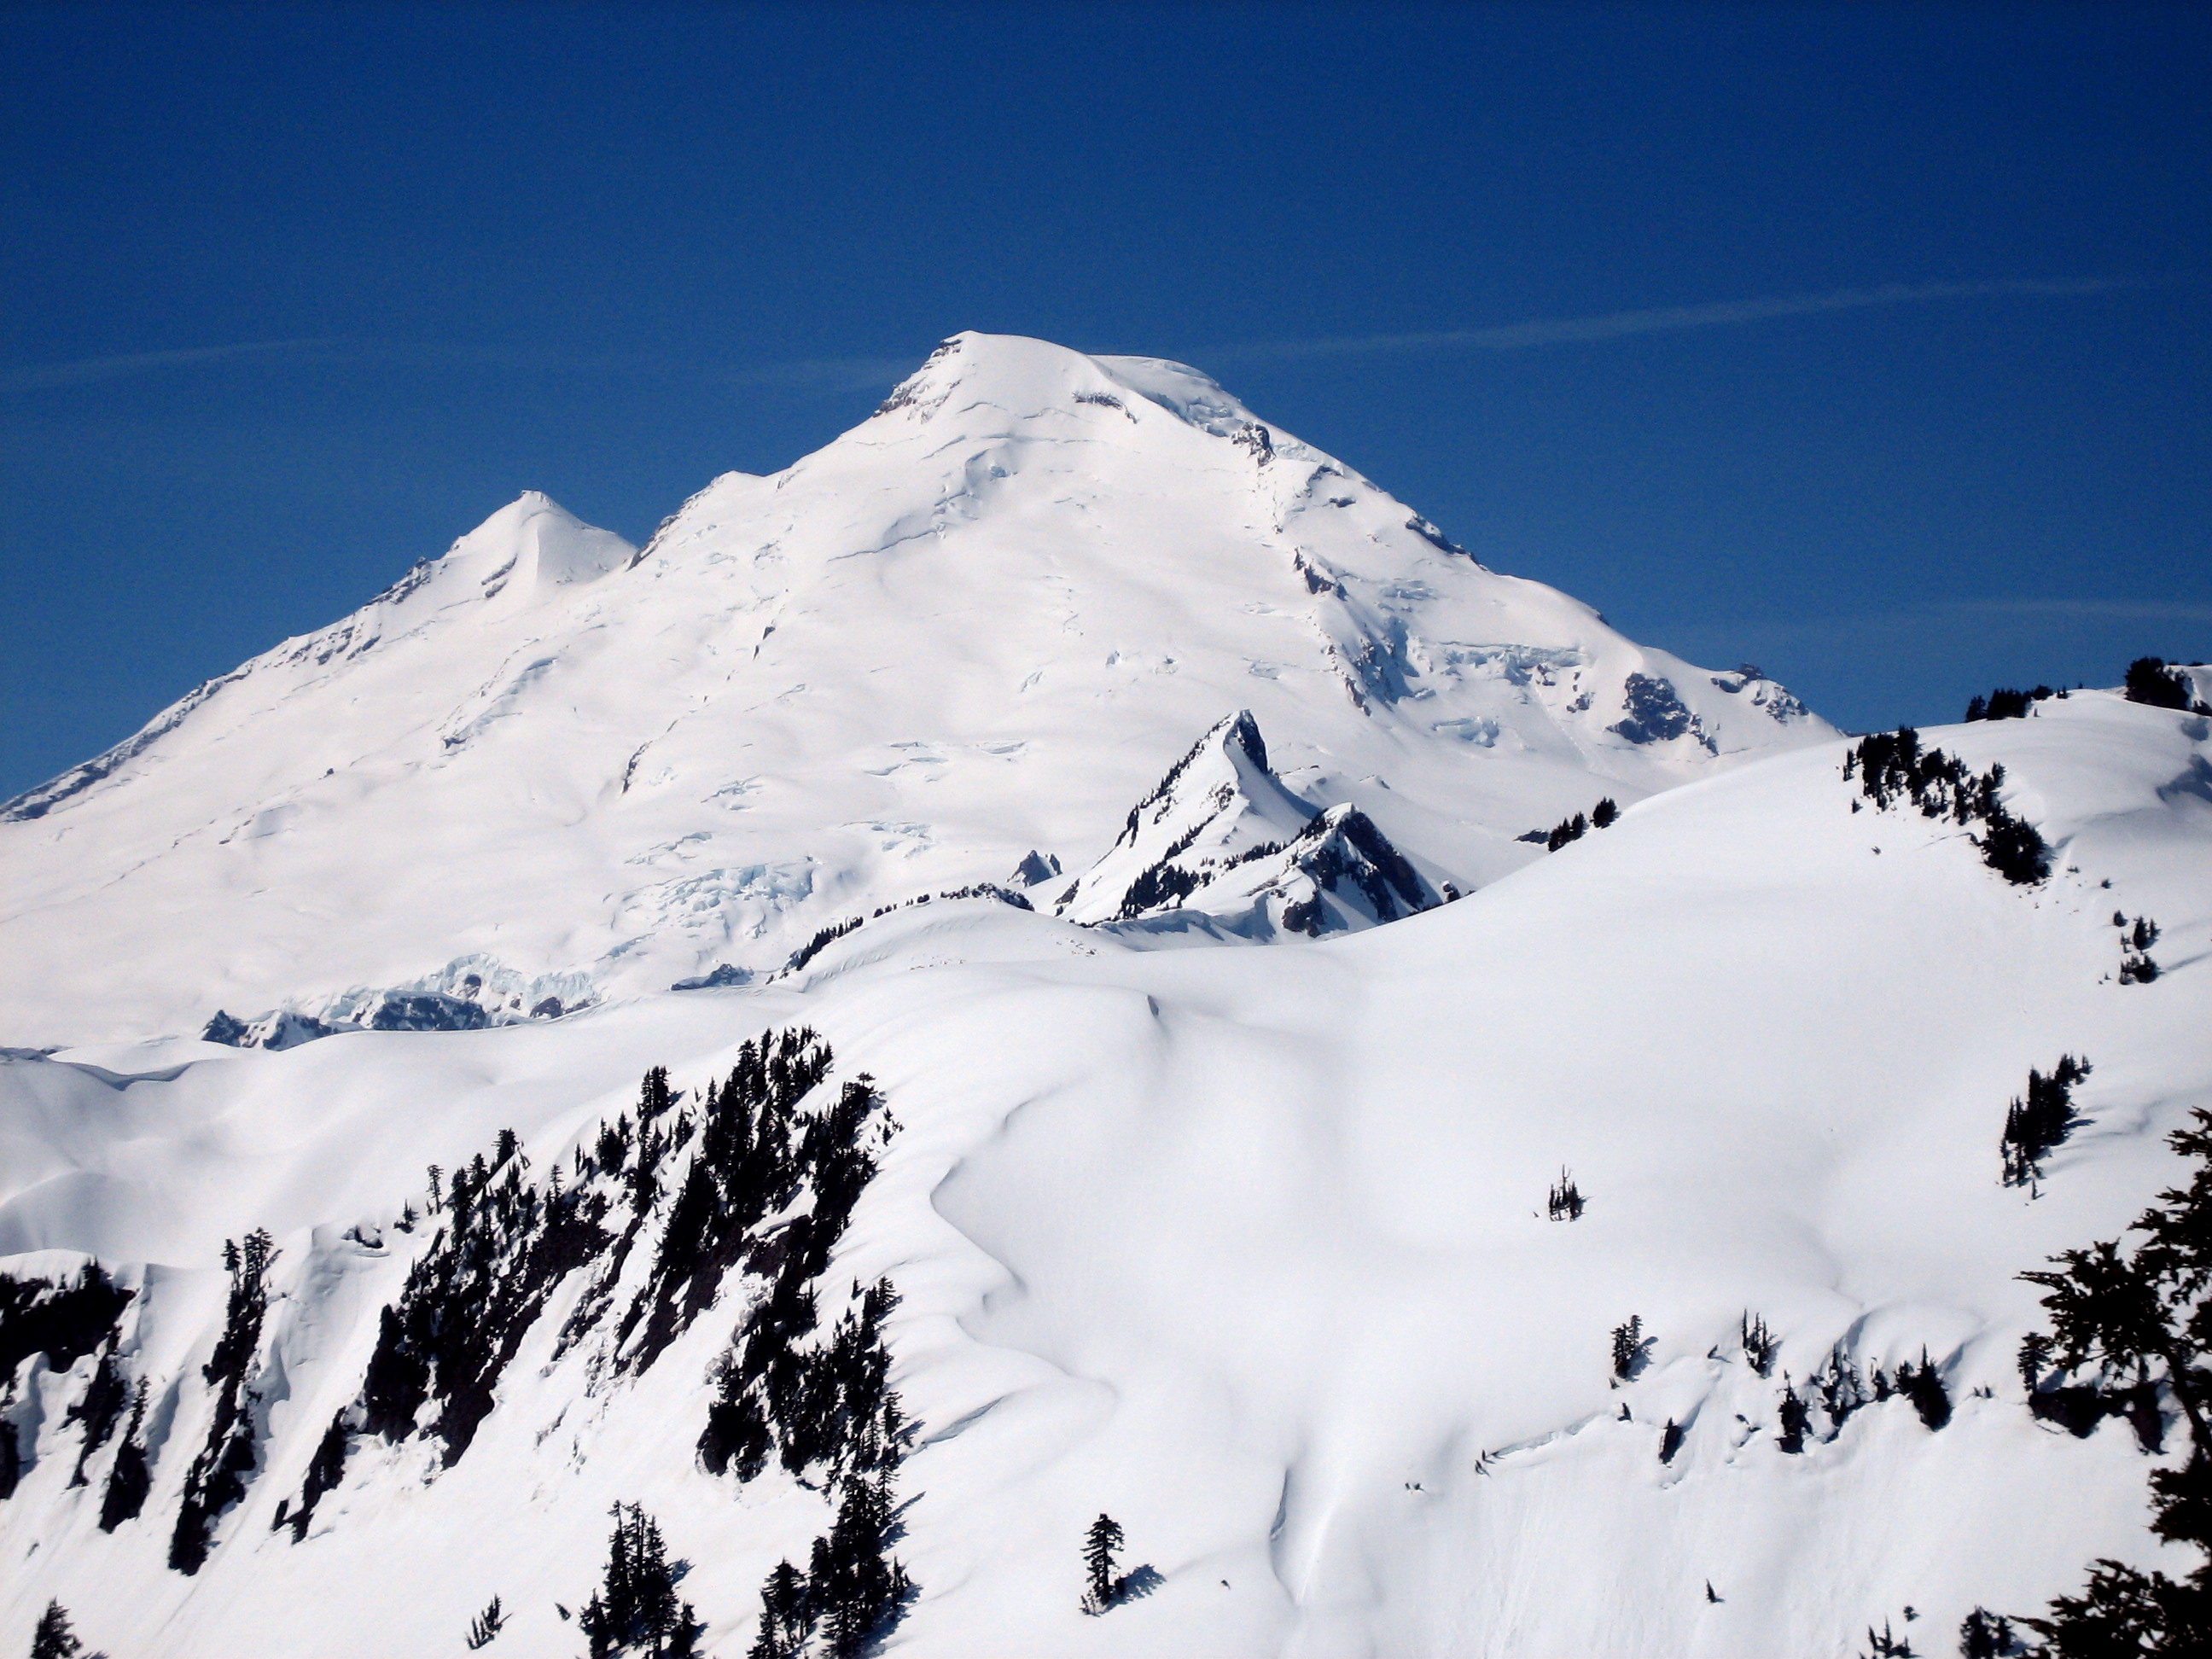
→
(0, 332, 1835, 1043)
(1169, 800, 1445, 938)
(435, 491, 636, 600)
(1056, 711, 1321, 924)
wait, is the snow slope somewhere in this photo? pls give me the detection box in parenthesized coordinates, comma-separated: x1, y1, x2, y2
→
(4, 690, 2206, 1657)
(0, 334, 1828, 1047)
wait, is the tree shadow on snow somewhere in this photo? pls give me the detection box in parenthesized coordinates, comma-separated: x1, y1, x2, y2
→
(1116, 1565, 1166, 1603)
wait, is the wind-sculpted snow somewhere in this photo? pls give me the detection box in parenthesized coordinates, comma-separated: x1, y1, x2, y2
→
(0, 332, 1831, 1047)
(2, 692, 2206, 1656)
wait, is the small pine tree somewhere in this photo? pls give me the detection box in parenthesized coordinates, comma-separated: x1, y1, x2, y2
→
(1547, 1169, 1586, 1222)
(1741, 1312, 1777, 1377)
(1083, 1513, 1126, 1613)
(30, 1602, 81, 1659)
(1959, 1606, 2015, 1658)
(748, 1560, 811, 1659)
(464, 1597, 506, 1650)
(1777, 1382, 1810, 1454)
(1610, 1316, 1645, 1381)
(1591, 797, 1620, 829)
(1658, 1419, 1685, 1464)
(1860, 1615, 1915, 1656)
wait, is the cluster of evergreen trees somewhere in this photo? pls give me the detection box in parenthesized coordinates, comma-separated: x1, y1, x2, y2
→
(170, 1231, 277, 1574)
(638, 1043, 919, 1656)
(2002, 1056, 2091, 1190)
(1965, 685, 2060, 721)
(2002, 1109, 2212, 1653)
(617, 1035, 837, 1374)
(2116, 914, 2163, 986)
(351, 1121, 617, 1472)
(0, 1262, 134, 1502)
(747, 1474, 912, 1658)
(1843, 728, 2050, 884)
(1774, 1345, 1951, 1455)
(1540, 797, 1620, 851)
(1547, 1169, 1586, 1221)
(576, 1504, 705, 1658)
(2123, 656, 2209, 713)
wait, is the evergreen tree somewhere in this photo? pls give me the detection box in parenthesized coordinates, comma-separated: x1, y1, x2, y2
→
(1741, 1312, 1778, 1377)
(2001, 1057, 2091, 1189)
(1547, 1169, 1586, 1222)
(2124, 657, 2191, 711)
(97, 1380, 150, 1530)
(1084, 1513, 1126, 1613)
(464, 1598, 506, 1650)
(171, 1229, 277, 1574)
(815, 1476, 911, 1656)
(2010, 1109, 2212, 1652)
(1611, 1316, 1645, 1381)
(1591, 797, 1620, 829)
(747, 1560, 811, 1659)
(579, 1505, 703, 1659)
(1959, 1606, 2015, 1658)
(30, 1602, 81, 1659)
(1777, 1382, 1810, 1454)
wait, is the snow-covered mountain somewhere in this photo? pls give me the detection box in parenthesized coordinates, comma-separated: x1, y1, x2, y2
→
(0, 333, 1828, 1049)
(13, 330, 2203, 1659)
(3, 689, 2207, 1658)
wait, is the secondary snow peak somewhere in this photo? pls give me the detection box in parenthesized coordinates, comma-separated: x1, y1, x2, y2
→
(436, 490, 636, 599)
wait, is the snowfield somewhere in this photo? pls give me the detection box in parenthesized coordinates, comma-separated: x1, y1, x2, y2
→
(3, 682, 2208, 1656)
(2, 335, 2206, 1658)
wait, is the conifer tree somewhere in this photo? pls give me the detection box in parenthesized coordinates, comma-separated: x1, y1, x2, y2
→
(464, 1598, 506, 1650)
(1741, 1312, 1778, 1377)
(1611, 1316, 1645, 1381)
(579, 1504, 703, 1658)
(2124, 657, 2191, 711)
(1547, 1168, 1586, 1221)
(747, 1561, 811, 1659)
(2009, 1109, 2212, 1652)
(97, 1380, 150, 1530)
(30, 1602, 81, 1659)
(1959, 1607, 2014, 1658)
(1084, 1513, 1126, 1613)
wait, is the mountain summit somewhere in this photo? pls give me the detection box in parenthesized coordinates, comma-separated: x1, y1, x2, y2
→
(0, 332, 1830, 1044)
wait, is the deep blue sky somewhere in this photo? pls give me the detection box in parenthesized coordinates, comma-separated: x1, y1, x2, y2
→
(4, 2, 2208, 797)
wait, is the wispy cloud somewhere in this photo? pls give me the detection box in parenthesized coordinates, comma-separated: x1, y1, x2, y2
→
(0, 335, 916, 396)
(1949, 597, 2212, 625)
(0, 338, 348, 391)
(1212, 276, 2180, 364)
(3, 274, 2180, 396)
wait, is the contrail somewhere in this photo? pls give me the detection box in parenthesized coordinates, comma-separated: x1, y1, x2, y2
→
(0, 338, 347, 391)
(2, 276, 2175, 394)
(0, 335, 914, 395)
(1211, 276, 2175, 364)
